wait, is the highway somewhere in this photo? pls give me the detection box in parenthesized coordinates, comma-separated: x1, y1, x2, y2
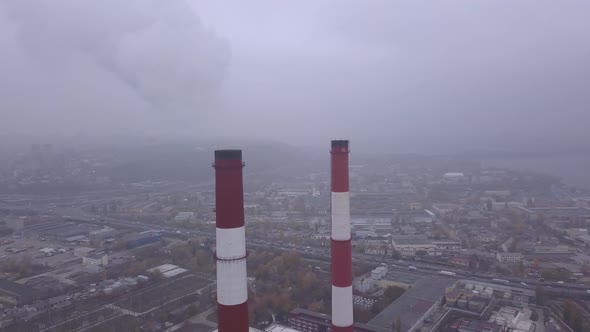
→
(49, 211, 590, 299)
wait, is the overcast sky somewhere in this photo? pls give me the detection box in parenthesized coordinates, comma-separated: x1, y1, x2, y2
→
(1, 0, 589, 153)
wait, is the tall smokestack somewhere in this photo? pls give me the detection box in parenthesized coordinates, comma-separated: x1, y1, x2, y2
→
(214, 150, 249, 332)
(331, 140, 354, 332)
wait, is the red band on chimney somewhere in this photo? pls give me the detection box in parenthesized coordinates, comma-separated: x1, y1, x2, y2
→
(331, 141, 349, 193)
(217, 302, 249, 332)
(214, 157, 245, 230)
(331, 240, 352, 287)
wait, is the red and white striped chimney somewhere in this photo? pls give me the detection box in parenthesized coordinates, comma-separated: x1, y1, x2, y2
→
(214, 150, 249, 332)
(331, 140, 354, 332)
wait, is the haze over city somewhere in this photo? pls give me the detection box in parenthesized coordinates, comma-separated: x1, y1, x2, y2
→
(0, 2, 590, 332)
(1, 0, 589, 153)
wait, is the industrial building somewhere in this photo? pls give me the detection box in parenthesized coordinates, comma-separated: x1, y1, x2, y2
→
(147, 264, 189, 278)
(0, 279, 42, 305)
(82, 252, 108, 267)
(289, 308, 388, 332)
(125, 230, 162, 248)
(391, 235, 437, 257)
(496, 252, 523, 263)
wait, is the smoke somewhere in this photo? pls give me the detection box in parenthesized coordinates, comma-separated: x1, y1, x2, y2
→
(0, 0, 230, 135)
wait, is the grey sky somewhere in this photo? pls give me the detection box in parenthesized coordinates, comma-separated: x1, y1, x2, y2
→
(1, 0, 589, 152)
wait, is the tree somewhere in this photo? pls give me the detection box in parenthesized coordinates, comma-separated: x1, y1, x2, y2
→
(486, 199, 493, 211)
(535, 286, 544, 306)
(573, 311, 583, 332)
(392, 317, 402, 332)
(186, 303, 198, 317)
(293, 197, 306, 212)
(563, 300, 573, 325)
(356, 256, 368, 276)
(183, 319, 193, 329)
(416, 250, 428, 257)
(526, 197, 535, 208)
(148, 269, 164, 283)
(514, 223, 525, 235)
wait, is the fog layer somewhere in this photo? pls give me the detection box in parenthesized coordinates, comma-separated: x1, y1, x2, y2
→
(1, 1, 589, 153)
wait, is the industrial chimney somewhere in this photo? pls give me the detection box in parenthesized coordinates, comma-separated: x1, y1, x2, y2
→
(330, 140, 354, 331)
(214, 150, 249, 332)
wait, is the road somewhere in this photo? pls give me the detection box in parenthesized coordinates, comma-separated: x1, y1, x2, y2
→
(10, 196, 590, 299)
(65, 211, 590, 297)
(190, 307, 217, 328)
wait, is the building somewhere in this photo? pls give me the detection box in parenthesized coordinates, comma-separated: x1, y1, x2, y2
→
(393, 209, 435, 224)
(353, 276, 376, 294)
(89, 227, 116, 239)
(63, 235, 90, 245)
(368, 277, 454, 332)
(212, 329, 262, 332)
(501, 237, 514, 252)
(496, 252, 523, 263)
(174, 212, 195, 223)
(431, 203, 461, 215)
(73, 246, 96, 257)
(289, 308, 387, 332)
(125, 230, 162, 248)
(451, 256, 470, 267)
(83, 253, 108, 266)
(516, 206, 590, 221)
(147, 264, 189, 278)
(265, 325, 299, 332)
(363, 235, 390, 246)
(442, 172, 465, 184)
(432, 240, 462, 252)
(2, 217, 25, 231)
(364, 246, 388, 256)
(489, 306, 536, 332)
(351, 217, 392, 237)
(391, 236, 437, 257)
(0, 279, 41, 305)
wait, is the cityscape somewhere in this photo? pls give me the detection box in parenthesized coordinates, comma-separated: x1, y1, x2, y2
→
(0, 139, 589, 332)
(1, 1, 590, 332)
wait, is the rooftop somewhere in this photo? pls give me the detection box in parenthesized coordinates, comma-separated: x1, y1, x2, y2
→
(212, 329, 262, 332)
(265, 324, 299, 332)
(0, 279, 42, 301)
(368, 276, 454, 331)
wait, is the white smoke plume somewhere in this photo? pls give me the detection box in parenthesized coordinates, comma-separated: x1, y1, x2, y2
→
(0, 0, 230, 135)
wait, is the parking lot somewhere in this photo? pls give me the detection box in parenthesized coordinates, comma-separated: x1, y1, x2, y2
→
(0, 236, 82, 267)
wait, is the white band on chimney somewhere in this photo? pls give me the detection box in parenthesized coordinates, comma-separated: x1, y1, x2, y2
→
(216, 226, 246, 259)
(217, 259, 248, 305)
(331, 192, 351, 241)
(331, 285, 354, 327)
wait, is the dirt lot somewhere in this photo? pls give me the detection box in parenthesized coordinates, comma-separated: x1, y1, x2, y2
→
(0, 236, 79, 266)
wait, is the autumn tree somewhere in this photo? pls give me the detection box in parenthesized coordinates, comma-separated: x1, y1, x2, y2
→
(535, 286, 544, 306)
(563, 300, 573, 326)
(392, 317, 402, 332)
